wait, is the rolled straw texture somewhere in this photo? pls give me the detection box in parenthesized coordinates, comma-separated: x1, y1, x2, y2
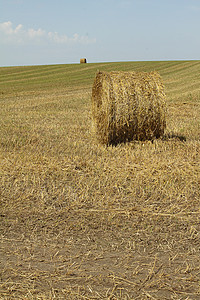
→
(91, 71, 166, 145)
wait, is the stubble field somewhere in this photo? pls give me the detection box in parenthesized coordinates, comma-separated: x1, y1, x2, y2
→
(0, 61, 200, 299)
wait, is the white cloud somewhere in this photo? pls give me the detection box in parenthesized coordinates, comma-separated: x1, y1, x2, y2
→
(28, 28, 46, 39)
(0, 21, 22, 35)
(0, 21, 96, 45)
(48, 31, 96, 44)
(48, 31, 69, 44)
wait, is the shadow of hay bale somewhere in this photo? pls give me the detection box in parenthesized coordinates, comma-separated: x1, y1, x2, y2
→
(162, 133, 186, 142)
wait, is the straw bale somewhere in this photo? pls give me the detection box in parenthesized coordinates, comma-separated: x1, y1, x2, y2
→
(80, 58, 87, 63)
(91, 71, 166, 145)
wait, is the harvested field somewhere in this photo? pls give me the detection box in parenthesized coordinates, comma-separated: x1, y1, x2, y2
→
(0, 61, 200, 299)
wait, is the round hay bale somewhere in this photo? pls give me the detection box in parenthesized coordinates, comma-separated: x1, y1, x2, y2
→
(80, 58, 87, 64)
(91, 71, 166, 145)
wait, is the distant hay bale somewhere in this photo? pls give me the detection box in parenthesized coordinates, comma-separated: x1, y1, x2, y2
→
(80, 58, 87, 64)
(91, 71, 166, 145)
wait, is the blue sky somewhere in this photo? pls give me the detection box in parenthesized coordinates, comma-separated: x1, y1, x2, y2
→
(0, 0, 200, 66)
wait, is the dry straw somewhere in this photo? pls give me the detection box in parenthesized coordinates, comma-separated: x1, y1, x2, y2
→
(80, 58, 87, 63)
(91, 71, 166, 145)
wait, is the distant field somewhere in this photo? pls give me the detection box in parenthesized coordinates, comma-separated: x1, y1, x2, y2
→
(0, 61, 200, 299)
(1, 60, 200, 96)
